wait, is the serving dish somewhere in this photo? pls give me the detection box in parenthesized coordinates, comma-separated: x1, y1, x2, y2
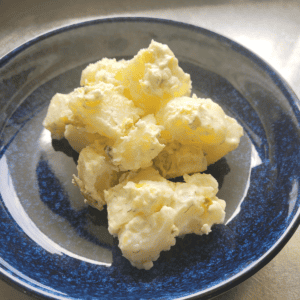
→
(0, 17, 299, 300)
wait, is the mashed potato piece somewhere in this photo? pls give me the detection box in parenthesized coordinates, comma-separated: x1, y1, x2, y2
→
(72, 140, 120, 210)
(43, 93, 73, 140)
(68, 84, 143, 140)
(81, 40, 192, 115)
(155, 94, 243, 170)
(105, 167, 225, 270)
(110, 114, 165, 171)
(81, 58, 129, 87)
(156, 95, 227, 146)
(153, 141, 207, 179)
(43, 40, 244, 270)
(173, 173, 226, 235)
(201, 116, 244, 165)
(64, 125, 110, 153)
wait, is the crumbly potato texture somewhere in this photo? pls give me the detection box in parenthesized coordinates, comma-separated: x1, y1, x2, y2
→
(43, 40, 243, 269)
(105, 167, 225, 269)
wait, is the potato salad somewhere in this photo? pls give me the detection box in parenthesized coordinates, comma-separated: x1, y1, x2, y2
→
(43, 40, 243, 269)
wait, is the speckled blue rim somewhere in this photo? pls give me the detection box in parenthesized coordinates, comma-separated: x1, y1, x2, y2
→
(0, 17, 300, 300)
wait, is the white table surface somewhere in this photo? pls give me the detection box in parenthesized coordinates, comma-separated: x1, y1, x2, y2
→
(0, 0, 299, 299)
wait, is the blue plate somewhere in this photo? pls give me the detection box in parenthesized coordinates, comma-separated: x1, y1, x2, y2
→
(0, 17, 300, 300)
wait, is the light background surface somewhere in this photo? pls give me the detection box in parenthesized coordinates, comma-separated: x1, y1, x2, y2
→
(0, 0, 299, 299)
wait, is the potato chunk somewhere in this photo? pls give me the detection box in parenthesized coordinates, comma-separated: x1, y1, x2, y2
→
(105, 167, 225, 269)
(80, 58, 129, 86)
(173, 173, 226, 235)
(73, 140, 120, 210)
(64, 125, 110, 153)
(156, 95, 243, 167)
(153, 141, 207, 179)
(201, 116, 244, 165)
(68, 84, 143, 140)
(156, 96, 227, 146)
(110, 115, 165, 171)
(43, 93, 73, 139)
(114, 40, 192, 114)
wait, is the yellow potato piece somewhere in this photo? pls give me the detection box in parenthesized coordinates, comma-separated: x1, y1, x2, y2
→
(80, 58, 129, 87)
(64, 125, 111, 153)
(173, 173, 225, 235)
(153, 141, 207, 179)
(43, 93, 73, 140)
(115, 40, 192, 114)
(80, 41, 192, 115)
(202, 116, 244, 165)
(104, 167, 225, 269)
(156, 96, 227, 146)
(111, 114, 165, 171)
(68, 84, 143, 140)
(73, 140, 121, 210)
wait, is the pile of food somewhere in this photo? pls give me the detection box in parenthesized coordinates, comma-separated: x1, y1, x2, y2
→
(43, 40, 243, 270)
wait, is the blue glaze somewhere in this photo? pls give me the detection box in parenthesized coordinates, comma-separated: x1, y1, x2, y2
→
(0, 17, 299, 300)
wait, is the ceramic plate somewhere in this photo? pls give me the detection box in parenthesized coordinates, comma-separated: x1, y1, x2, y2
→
(0, 17, 300, 300)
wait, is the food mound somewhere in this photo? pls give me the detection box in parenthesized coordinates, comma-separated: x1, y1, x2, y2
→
(43, 40, 243, 270)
